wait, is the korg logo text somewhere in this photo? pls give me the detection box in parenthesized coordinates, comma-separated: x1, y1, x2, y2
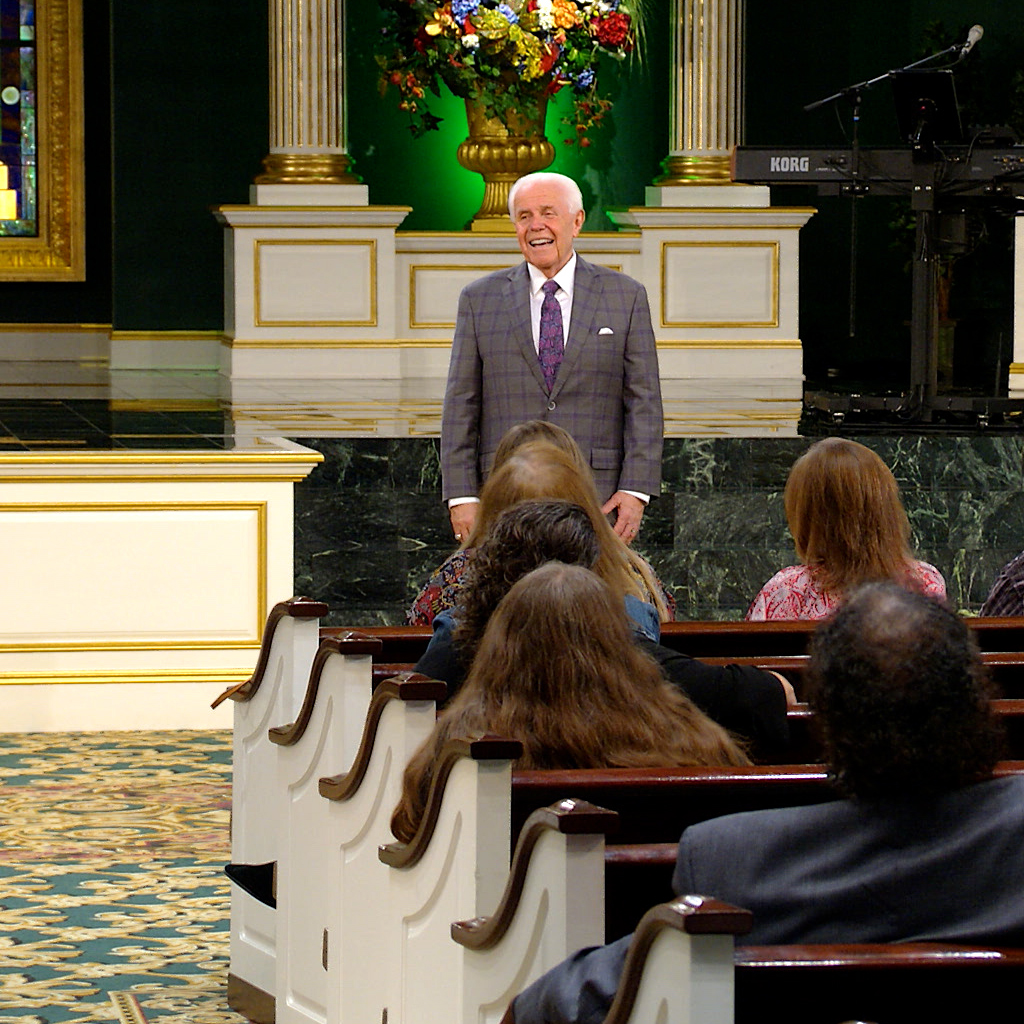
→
(769, 156, 810, 172)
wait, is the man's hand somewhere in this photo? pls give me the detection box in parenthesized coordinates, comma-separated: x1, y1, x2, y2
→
(449, 503, 478, 545)
(602, 491, 644, 543)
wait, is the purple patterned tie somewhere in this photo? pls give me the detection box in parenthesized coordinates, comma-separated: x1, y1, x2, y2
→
(538, 279, 563, 391)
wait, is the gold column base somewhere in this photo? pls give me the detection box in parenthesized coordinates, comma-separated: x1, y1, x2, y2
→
(254, 152, 361, 185)
(655, 154, 733, 186)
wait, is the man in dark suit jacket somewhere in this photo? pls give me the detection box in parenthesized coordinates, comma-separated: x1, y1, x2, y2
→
(440, 172, 663, 544)
(504, 583, 1024, 1024)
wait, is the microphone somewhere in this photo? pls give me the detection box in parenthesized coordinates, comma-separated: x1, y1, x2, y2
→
(960, 24, 984, 58)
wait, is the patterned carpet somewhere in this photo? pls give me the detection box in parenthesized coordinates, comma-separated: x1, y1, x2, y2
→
(0, 730, 246, 1024)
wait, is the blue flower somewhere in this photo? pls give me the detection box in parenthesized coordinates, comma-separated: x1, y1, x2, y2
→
(497, 3, 519, 24)
(573, 67, 596, 91)
(452, 0, 480, 21)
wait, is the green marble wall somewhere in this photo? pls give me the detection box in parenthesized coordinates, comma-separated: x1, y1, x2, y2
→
(292, 435, 1024, 625)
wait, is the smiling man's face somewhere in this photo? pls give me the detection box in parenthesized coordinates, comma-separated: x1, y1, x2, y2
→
(512, 179, 585, 278)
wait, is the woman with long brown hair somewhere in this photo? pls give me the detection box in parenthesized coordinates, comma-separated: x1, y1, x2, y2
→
(392, 562, 749, 843)
(746, 437, 945, 620)
(407, 430, 673, 626)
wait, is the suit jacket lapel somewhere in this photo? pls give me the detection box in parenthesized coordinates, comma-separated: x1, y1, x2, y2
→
(507, 263, 548, 393)
(551, 255, 598, 400)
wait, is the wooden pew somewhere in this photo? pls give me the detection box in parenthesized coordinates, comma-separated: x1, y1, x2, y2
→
(605, 898, 753, 1024)
(514, 760, 1024, 940)
(733, 942, 1024, 1024)
(268, 633, 381, 1024)
(487, 896, 754, 1024)
(487, 906, 1024, 1024)
(377, 737, 523, 1024)
(317, 675, 447, 1024)
(213, 596, 328, 1024)
(453, 800, 619, 1024)
(335, 618, 1024, 696)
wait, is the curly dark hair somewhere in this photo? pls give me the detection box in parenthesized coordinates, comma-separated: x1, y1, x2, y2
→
(453, 499, 600, 666)
(807, 582, 1004, 799)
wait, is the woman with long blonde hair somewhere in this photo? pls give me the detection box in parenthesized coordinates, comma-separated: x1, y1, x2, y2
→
(393, 562, 749, 843)
(746, 437, 945, 620)
(407, 428, 673, 625)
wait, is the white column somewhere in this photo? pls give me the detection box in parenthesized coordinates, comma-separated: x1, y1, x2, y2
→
(1009, 217, 1024, 395)
(254, 0, 365, 199)
(647, 0, 766, 207)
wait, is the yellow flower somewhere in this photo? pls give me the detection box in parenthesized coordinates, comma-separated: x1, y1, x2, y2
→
(424, 6, 455, 36)
(511, 26, 545, 80)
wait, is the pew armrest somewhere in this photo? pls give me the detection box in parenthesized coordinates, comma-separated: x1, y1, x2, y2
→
(601, 896, 753, 1024)
(212, 596, 328, 709)
(452, 799, 619, 951)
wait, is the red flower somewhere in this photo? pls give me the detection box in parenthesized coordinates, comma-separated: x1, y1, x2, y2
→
(539, 41, 560, 76)
(592, 11, 631, 49)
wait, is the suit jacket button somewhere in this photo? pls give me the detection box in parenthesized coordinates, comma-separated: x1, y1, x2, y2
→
(547, 400, 556, 411)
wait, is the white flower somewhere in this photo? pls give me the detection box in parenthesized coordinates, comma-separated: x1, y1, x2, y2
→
(462, 33, 480, 48)
(536, 0, 555, 31)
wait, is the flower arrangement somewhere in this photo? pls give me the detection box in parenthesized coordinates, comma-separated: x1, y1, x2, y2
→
(376, 0, 644, 145)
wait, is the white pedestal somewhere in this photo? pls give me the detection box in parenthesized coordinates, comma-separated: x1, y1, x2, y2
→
(0, 439, 321, 730)
(608, 202, 815, 380)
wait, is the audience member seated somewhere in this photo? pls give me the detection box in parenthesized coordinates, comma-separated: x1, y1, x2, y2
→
(408, 422, 674, 626)
(981, 549, 1024, 616)
(391, 562, 750, 844)
(416, 500, 794, 751)
(747, 437, 945, 620)
(506, 582, 1024, 1024)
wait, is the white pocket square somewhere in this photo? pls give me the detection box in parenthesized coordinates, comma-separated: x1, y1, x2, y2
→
(598, 327, 615, 335)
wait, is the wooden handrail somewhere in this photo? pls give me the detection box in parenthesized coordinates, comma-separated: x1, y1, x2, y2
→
(379, 735, 524, 870)
(451, 799, 619, 951)
(317, 673, 447, 801)
(735, 942, 1024, 969)
(601, 897, 754, 1024)
(211, 596, 328, 709)
(267, 633, 383, 747)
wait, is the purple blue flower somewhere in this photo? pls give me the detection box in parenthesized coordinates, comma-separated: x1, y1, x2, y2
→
(497, 3, 519, 24)
(573, 67, 596, 90)
(452, 0, 480, 21)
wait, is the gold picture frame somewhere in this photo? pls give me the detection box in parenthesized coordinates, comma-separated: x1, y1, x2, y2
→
(0, 0, 84, 281)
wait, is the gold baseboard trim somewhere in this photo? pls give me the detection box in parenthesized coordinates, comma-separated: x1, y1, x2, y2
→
(228, 974, 275, 1024)
(0, 669, 252, 687)
(0, 322, 111, 333)
(109, 330, 225, 342)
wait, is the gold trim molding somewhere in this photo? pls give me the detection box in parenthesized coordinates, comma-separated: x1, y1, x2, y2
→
(0, 500, 267, 652)
(0, 669, 252, 687)
(660, 240, 780, 329)
(254, 238, 377, 327)
(0, 0, 85, 281)
(656, 154, 733, 185)
(255, 152, 360, 185)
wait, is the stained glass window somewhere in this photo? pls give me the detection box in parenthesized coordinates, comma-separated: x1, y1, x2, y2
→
(0, 0, 35, 235)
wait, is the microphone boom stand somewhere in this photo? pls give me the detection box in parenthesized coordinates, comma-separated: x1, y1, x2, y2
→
(803, 41, 982, 426)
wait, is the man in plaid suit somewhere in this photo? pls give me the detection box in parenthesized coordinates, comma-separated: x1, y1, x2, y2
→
(440, 172, 663, 544)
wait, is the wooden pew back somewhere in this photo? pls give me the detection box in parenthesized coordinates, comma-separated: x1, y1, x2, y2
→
(215, 597, 327, 1022)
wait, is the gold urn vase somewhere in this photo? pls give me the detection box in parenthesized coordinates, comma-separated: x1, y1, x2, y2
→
(457, 93, 555, 232)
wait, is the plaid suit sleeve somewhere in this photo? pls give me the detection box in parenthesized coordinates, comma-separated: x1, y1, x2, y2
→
(618, 279, 664, 496)
(440, 284, 485, 501)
